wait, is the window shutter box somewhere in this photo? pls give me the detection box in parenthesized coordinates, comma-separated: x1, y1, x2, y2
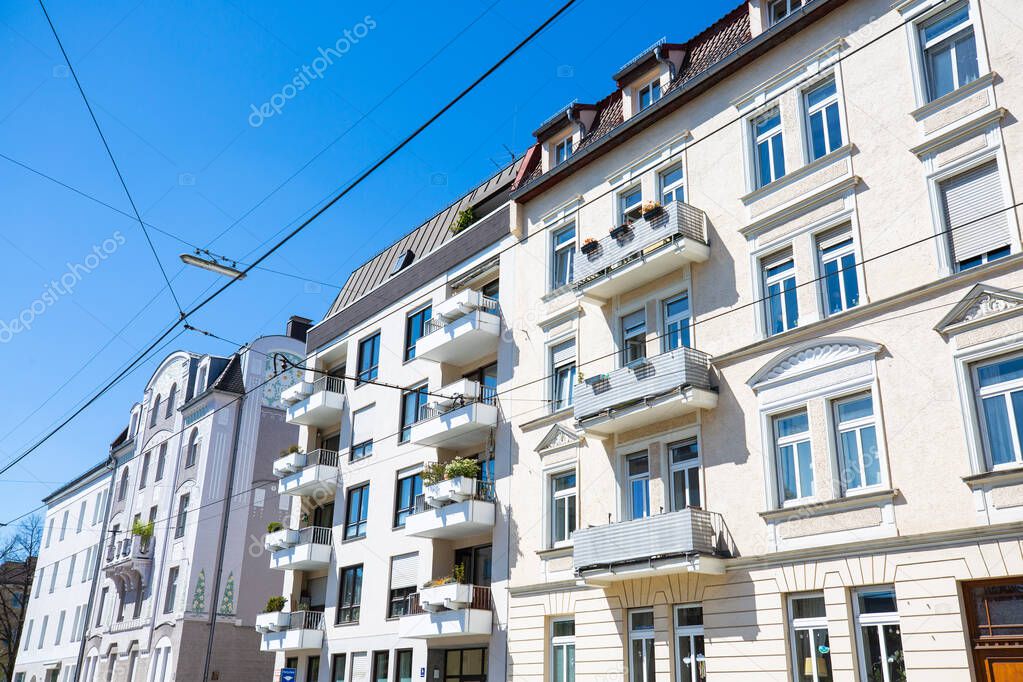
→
(941, 160, 1009, 264)
(389, 552, 418, 589)
(551, 340, 576, 366)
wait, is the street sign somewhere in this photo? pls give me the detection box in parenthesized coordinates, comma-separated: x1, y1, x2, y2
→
(280, 668, 297, 682)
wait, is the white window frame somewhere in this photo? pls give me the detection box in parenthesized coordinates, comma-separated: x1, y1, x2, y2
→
(761, 252, 798, 337)
(549, 469, 577, 548)
(628, 609, 656, 682)
(624, 452, 651, 521)
(550, 618, 575, 682)
(668, 438, 701, 511)
(832, 392, 885, 494)
(767, 0, 800, 26)
(673, 604, 705, 682)
(659, 163, 685, 205)
(815, 228, 860, 317)
(620, 308, 647, 367)
(919, 1, 980, 102)
(549, 337, 577, 413)
(773, 409, 814, 506)
(618, 185, 643, 226)
(551, 223, 576, 291)
(972, 351, 1023, 470)
(662, 291, 691, 352)
(788, 594, 832, 682)
(802, 75, 844, 162)
(904, 0, 989, 107)
(637, 78, 662, 112)
(752, 108, 785, 189)
(852, 587, 904, 682)
(554, 136, 573, 166)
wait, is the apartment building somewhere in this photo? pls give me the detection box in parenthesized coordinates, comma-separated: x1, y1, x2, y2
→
(11, 463, 110, 682)
(262, 163, 521, 682)
(499, 0, 1023, 680)
(14, 322, 306, 682)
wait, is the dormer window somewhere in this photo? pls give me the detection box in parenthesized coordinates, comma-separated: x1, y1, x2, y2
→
(554, 137, 573, 165)
(391, 249, 414, 275)
(638, 79, 661, 111)
(768, 0, 800, 26)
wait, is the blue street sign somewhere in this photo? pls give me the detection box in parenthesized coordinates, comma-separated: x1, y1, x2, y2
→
(280, 668, 297, 682)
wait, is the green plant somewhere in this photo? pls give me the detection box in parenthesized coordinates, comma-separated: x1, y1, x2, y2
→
(131, 519, 154, 541)
(263, 596, 287, 613)
(443, 457, 480, 481)
(421, 461, 446, 486)
(267, 521, 283, 533)
(450, 208, 475, 234)
(452, 563, 466, 584)
(279, 444, 302, 457)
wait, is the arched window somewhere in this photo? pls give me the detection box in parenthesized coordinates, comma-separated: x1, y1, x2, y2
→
(150, 394, 161, 427)
(165, 384, 177, 418)
(117, 469, 129, 501)
(128, 411, 139, 438)
(196, 367, 207, 394)
(185, 429, 199, 468)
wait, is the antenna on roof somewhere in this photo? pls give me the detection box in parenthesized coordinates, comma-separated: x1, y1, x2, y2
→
(501, 144, 516, 163)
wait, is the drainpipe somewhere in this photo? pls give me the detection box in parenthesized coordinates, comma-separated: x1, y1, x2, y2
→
(654, 44, 678, 80)
(200, 386, 247, 682)
(74, 454, 119, 682)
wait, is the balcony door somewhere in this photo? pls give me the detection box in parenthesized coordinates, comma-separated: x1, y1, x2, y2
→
(454, 544, 492, 587)
(311, 502, 334, 528)
(464, 363, 498, 402)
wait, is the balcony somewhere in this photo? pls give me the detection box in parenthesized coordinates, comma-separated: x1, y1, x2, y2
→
(573, 201, 709, 301)
(405, 479, 495, 540)
(268, 526, 332, 571)
(103, 535, 153, 589)
(415, 290, 500, 365)
(283, 376, 345, 429)
(573, 508, 732, 585)
(257, 611, 324, 652)
(398, 584, 492, 639)
(275, 449, 339, 497)
(575, 347, 716, 437)
(408, 379, 498, 448)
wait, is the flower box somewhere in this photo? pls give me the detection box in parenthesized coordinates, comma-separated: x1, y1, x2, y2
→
(264, 528, 299, 551)
(273, 452, 307, 477)
(640, 200, 663, 218)
(255, 611, 290, 633)
(419, 582, 472, 612)
(609, 224, 631, 240)
(580, 240, 600, 255)
(424, 477, 476, 508)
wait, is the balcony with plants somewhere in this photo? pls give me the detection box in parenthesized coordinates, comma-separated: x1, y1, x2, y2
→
(573, 200, 709, 301)
(265, 522, 332, 571)
(274, 445, 339, 498)
(405, 458, 496, 540)
(398, 564, 493, 640)
(103, 519, 154, 589)
(256, 597, 324, 652)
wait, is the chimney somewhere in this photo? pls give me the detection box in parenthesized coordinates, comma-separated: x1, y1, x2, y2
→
(286, 316, 313, 343)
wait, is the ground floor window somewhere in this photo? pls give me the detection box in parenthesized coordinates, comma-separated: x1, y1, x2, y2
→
(444, 648, 488, 682)
(551, 618, 575, 682)
(329, 655, 345, 682)
(854, 587, 904, 682)
(305, 656, 319, 682)
(394, 650, 413, 682)
(629, 609, 656, 682)
(675, 604, 706, 682)
(789, 594, 832, 682)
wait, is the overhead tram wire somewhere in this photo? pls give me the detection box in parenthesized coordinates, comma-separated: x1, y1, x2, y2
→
(37, 0, 186, 320)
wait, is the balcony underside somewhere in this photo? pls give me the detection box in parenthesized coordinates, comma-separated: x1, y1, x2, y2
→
(398, 609, 492, 639)
(575, 238, 709, 302)
(576, 386, 717, 437)
(278, 465, 337, 497)
(405, 499, 496, 539)
(577, 554, 726, 586)
(270, 543, 331, 571)
(260, 629, 323, 652)
(416, 311, 500, 365)
(286, 391, 344, 428)
(409, 403, 498, 448)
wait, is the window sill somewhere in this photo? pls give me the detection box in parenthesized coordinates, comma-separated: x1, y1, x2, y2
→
(740, 143, 854, 205)
(341, 535, 365, 545)
(963, 466, 1023, 489)
(759, 488, 898, 520)
(536, 545, 573, 560)
(519, 406, 575, 433)
(911, 71, 998, 121)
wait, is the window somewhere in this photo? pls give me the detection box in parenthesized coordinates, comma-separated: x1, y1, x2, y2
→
(621, 310, 647, 365)
(939, 160, 1011, 272)
(775, 410, 813, 503)
(920, 1, 979, 102)
(404, 304, 432, 361)
(394, 650, 413, 682)
(139, 451, 150, 490)
(551, 618, 575, 682)
(629, 609, 656, 682)
(164, 567, 178, 613)
(60, 510, 69, 541)
(22, 620, 32, 651)
(550, 339, 576, 412)
(175, 494, 189, 538)
(350, 406, 374, 460)
(554, 137, 573, 165)
(551, 470, 577, 546)
(95, 588, 107, 627)
(664, 293, 691, 351)
(481, 278, 500, 301)
(117, 469, 129, 501)
(357, 332, 381, 384)
(45, 518, 53, 547)
(551, 224, 575, 289)
(619, 186, 643, 225)
(788, 594, 832, 682)
(49, 560, 58, 592)
(974, 353, 1023, 468)
(753, 109, 785, 188)
(675, 605, 706, 682)
(627, 453, 650, 520)
(387, 552, 418, 618)
(82, 546, 92, 582)
(399, 384, 428, 443)
(372, 652, 388, 682)
(35, 567, 44, 598)
(77, 500, 86, 533)
(344, 483, 370, 539)
(391, 249, 414, 274)
(337, 564, 363, 624)
(660, 164, 685, 204)
(38, 615, 48, 649)
(817, 230, 859, 316)
(150, 394, 161, 426)
(854, 588, 905, 682)
(185, 429, 199, 467)
(55, 610, 65, 645)
(669, 439, 701, 510)
(331, 654, 346, 682)
(305, 656, 319, 682)
(165, 383, 176, 417)
(834, 393, 881, 492)
(638, 79, 661, 111)
(66, 554, 75, 587)
(394, 471, 422, 527)
(768, 0, 799, 25)
(763, 254, 798, 336)
(805, 77, 842, 160)
(196, 366, 207, 394)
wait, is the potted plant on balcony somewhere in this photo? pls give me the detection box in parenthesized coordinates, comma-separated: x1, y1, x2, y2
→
(273, 445, 306, 477)
(580, 237, 600, 256)
(419, 564, 471, 612)
(640, 199, 662, 218)
(609, 222, 631, 240)
(423, 458, 480, 508)
(264, 522, 298, 551)
(255, 597, 290, 632)
(449, 207, 475, 235)
(131, 519, 154, 552)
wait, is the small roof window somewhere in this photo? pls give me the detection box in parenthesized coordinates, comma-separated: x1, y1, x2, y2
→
(391, 249, 415, 275)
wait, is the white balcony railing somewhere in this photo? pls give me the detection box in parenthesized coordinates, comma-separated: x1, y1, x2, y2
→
(284, 376, 346, 428)
(408, 380, 498, 448)
(415, 291, 500, 365)
(399, 585, 493, 639)
(405, 479, 496, 539)
(275, 449, 339, 497)
(269, 526, 332, 571)
(258, 610, 324, 651)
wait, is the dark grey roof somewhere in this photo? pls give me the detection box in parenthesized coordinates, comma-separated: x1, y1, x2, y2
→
(211, 354, 245, 394)
(325, 159, 521, 317)
(43, 460, 111, 503)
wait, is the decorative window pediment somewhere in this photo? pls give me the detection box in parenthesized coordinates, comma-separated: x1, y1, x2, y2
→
(935, 284, 1023, 336)
(749, 337, 882, 391)
(535, 424, 580, 456)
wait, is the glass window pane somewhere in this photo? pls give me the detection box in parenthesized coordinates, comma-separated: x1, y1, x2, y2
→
(883, 623, 906, 681)
(813, 628, 833, 680)
(983, 396, 1016, 465)
(923, 5, 969, 42)
(840, 253, 859, 308)
(631, 610, 654, 630)
(841, 430, 862, 490)
(858, 589, 897, 614)
(797, 442, 814, 498)
(677, 606, 703, 626)
(678, 636, 693, 681)
(783, 277, 798, 329)
(823, 259, 843, 314)
(979, 357, 1023, 387)
(928, 45, 955, 99)
(792, 596, 826, 619)
(809, 112, 827, 160)
(781, 444, 798, 501)
(861, 426, 881, 487)
(772, 133, 786, 178)
(777, 412, 810, 437)
(794, 629, 814, 682)
(826, 103, 843, 153)
(956, 32, 979, 86)
(806, 80, 837, 107)
(838, 395, 873, 422)
(758, 141, 773, 187)
(688, 468, 701, 508)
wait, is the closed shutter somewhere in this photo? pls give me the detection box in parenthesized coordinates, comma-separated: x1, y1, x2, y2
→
(389, 552, 418, 589)
(349, 652, 368, 682)
(551, 339, 575, 366)
(351, 406, 374, 445)
(941, 160, 1009, 264)
(306, 576, 327, 608)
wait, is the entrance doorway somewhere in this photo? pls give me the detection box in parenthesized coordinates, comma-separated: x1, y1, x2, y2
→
(443, 648, 487, 682)
(966, 579, 1023, 680)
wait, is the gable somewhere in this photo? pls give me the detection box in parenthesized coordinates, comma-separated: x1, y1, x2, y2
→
(935, 284, 1023, 336)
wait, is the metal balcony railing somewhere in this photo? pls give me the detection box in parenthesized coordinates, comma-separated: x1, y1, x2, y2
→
(303, 449, 340, 468)
(286, 610, 325, 631)
(411, 479, 495, 515)
(405, 585, 493, 616)
(573, 201, 708, 287)
(574, 347, 712, 422)
(423, 295, 499, 334)
(296, 526, 332, 546)
(104, 535, 153, 565)
(417, 383, 497, 422)
(312, 375, 345, 395)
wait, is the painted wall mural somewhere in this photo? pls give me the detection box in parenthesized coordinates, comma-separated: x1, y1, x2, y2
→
(262, 351, 303, 409)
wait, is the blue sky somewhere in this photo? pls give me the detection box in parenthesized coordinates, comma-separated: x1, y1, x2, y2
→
(0, 0, 740, 525)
